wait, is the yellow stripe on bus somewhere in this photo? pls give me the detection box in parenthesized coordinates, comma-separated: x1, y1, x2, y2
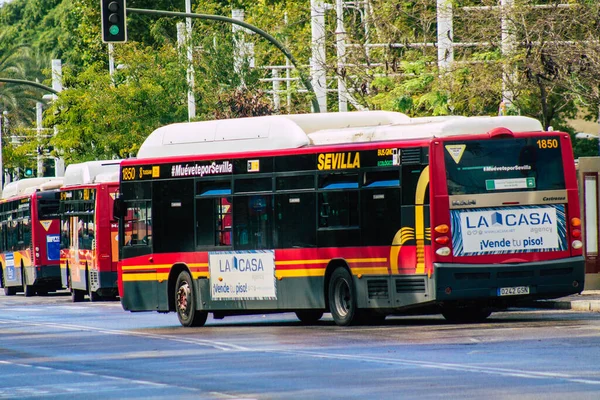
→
(276, 258, 387, 266)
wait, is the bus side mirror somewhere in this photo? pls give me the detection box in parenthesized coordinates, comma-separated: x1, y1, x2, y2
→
(113, 197, 124, 220)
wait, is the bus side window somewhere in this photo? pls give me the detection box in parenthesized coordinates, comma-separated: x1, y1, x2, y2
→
(233, 195, 273, 250)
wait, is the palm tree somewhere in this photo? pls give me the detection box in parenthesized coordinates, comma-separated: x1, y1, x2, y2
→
(0, 31, 40, 125)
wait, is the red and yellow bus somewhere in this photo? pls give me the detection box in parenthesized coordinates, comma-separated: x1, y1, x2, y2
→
(0, 178, 64, 296)
(60, 160, 120, 302)
(116, 112, 584, 326)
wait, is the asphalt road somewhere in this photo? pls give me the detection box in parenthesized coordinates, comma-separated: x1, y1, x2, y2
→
(0, 292, 599, 399)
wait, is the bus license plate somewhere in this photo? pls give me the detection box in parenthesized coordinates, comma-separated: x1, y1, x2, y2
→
(498, 286, 530, 296)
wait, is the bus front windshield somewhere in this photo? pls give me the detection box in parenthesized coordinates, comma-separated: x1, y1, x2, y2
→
(444, 137, 565, 195)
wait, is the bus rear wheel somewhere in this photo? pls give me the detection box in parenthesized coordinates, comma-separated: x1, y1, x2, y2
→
(295, 310, 324, 324)
(175, 270, 207, 327)
(328, 267, 360, 326)
(3, 286, 17, 296)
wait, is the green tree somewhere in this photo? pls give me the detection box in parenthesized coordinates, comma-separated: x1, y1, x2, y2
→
(45, 43, 189, 163)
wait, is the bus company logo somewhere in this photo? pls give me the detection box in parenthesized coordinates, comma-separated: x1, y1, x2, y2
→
(491, 212, 502, 226)
(171, 161, 232, 177)
(219, 255, 265, 272)
(466, 210, 554, 229)
(317, 152, 360, 170)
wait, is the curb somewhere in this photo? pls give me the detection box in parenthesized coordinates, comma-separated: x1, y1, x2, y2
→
(524, 299, 600, 312)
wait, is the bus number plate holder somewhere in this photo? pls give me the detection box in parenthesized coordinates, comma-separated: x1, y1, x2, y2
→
(498, 286, 530, 296)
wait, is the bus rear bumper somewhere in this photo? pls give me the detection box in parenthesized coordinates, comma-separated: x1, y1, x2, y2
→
(433, 256, 585, 304)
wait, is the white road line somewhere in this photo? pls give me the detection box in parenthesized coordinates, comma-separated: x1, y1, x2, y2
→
(0, 319, 248, 351)
(276, 349, 600, 385)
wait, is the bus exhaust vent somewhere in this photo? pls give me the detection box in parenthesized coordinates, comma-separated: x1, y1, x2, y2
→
(395, 277, 426, 293)
(367, 279, 389, 299)
(400, 148, 422, 164)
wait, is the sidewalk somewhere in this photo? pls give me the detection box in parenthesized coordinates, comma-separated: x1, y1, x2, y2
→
(523, 290, 600, 312)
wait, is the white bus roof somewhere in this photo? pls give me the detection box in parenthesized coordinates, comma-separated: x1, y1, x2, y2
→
(136, 112, 544, 159)
(1, 177, 63, 200)
(63, 160, 122, 187)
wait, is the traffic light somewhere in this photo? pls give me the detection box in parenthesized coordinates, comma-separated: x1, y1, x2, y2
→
(101, 0, 127, 43)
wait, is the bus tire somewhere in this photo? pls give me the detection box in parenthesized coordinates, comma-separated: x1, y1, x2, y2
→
(328, 267, 360, 326)
(72, 289, 85, 302)
(175, 270, 207, 327)
(441, 306, 492, 323)
(295, 310, 324, 324)
(3, 286, 17, 296)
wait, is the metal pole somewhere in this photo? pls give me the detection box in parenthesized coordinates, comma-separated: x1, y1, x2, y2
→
(284, 12, 291, 112)
(185, 0, 196, 119)
(51, 59, 65, 177)
(336, 0, 348, 112)
(36, 101, 43, 177)
(272, 68, 280, 111)
(437, 0, 454, 71)
(108, 43, 115, 77)
(311, 0, 328, 113)
(501, 0, 515, 109)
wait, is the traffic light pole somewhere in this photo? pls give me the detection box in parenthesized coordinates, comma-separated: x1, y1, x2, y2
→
(127, 8, 320, 113)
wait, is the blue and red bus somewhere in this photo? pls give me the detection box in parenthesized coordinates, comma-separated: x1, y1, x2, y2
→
(60, 160, 120, 301)
(115, 112, 584, 326)
(0, 177, 64, 296)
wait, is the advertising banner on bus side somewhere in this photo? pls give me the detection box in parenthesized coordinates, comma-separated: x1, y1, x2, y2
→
(209, 250, 277, 300)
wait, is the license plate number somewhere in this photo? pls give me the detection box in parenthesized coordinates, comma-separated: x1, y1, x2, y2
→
(498, 286, 530, 296)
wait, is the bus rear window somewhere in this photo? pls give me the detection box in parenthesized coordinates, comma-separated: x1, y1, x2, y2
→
(37, 192, 60, 218)
(444, 137, 565, 195)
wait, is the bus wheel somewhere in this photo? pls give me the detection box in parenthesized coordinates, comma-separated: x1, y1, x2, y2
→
(23, 285, 35, 297)
(328, 267, 359, 326)
(71, 289, 85, 302)
(441, 306, 492, 323)
(3, 286, 17, 296)
(295, 310, 324, 324)
(175, 270, 207, 327)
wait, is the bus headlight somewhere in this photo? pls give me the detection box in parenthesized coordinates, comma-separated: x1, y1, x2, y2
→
(436, 247, 451, 256)
(572, 240, 583, 249)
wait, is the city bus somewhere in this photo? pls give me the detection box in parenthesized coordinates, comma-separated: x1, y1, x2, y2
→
(116, 111, 584, 326)
(59, 160, 121, 302)
(0, 177, 64, 296)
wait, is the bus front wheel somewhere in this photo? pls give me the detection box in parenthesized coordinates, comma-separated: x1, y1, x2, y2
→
(328, 267, 360, 326)
(175, 270, 207, 327)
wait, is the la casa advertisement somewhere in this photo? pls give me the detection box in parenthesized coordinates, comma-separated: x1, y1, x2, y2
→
(451, 205, 567, 256)
(209, 250, 277, 301)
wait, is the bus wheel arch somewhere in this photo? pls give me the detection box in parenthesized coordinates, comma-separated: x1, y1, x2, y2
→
(324, 259, 360, 326)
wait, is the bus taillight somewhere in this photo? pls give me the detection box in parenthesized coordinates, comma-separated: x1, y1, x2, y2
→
(570, 218, 583, 249)
(434, 224, 449, 234)
(434, 224, 451, 256)
(435, 236, 449, 245)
